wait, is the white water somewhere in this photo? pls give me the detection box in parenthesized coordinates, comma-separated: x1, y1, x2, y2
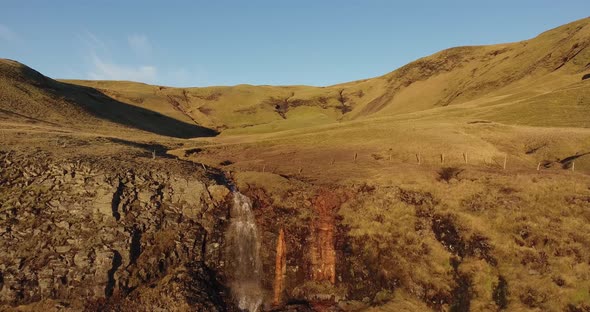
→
(224, 192, 263, 311)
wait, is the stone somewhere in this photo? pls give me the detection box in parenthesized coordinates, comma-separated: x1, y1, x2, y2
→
(169, 178, 207, 205)
(56, 246, 72, 253)
(74, 252, 89, 268)
(208, 185, 230, 203)
(137, 190, 152, 204)
(56, 221, 70, 229)
(95, 187, 115, 217)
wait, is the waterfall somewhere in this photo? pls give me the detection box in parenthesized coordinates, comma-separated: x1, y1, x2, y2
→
(224, 191, 263, 311)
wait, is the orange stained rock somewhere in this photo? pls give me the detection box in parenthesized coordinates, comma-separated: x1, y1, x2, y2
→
(310, 190, 341, 284)
(273, 227, 287, 306)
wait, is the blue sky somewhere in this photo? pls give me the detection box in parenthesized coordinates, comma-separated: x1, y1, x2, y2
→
(0, 1, 588, 87)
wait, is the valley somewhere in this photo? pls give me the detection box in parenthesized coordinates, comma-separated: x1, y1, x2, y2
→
(1, 16, 590, 312)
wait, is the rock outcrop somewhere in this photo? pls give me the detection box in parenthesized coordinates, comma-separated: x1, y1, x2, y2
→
(0, 151, 232, 310)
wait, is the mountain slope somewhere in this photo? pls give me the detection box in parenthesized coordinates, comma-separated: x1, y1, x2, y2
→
(59, 17, 590, 134)
(358, 16, 590, 118)
(2, 17, 589, 139)
(0, 59, 217, 138)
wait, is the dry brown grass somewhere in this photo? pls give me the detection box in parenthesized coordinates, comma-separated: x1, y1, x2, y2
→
(333, 169, 590, 310)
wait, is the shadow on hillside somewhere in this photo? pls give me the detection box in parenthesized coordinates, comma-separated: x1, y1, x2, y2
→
(56, 81, 219, 139)
(105, 137, 174, 157)
(559, 152, 590, 169)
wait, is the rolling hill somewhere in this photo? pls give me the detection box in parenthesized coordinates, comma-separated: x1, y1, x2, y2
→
(0, 59, 217, 139)
(1, 17, 589, 180)
(59, 16, 590, 134)
(2, 17, 589, 139)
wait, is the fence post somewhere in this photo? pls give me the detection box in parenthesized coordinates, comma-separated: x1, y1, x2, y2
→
(354, 152, 358, 162)
(572, 161, 575, 172)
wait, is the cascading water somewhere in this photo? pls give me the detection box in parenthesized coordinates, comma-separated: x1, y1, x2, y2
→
(224, 191, 263, 311)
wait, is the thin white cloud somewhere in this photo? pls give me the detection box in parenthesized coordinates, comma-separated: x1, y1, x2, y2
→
(0, 24, 17, 41)
(83, 31, 109, 54)
(128, 34, 151, 58)
(80, 32, 205, 86)
(88, 54, 157, 83)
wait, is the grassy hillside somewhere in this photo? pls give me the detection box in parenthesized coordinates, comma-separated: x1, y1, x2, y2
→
(58, 17, 590, 134)
(2, 18, 589, 177)
(0, 59, 217, 139)
(2, 17, 589, 139)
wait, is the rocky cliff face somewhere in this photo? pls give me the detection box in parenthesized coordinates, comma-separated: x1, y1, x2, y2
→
(0, 150, 356, 311)
(4, 147, 588, 311)
(0, 151, 233, 311)
(0, 149, 355, 311)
